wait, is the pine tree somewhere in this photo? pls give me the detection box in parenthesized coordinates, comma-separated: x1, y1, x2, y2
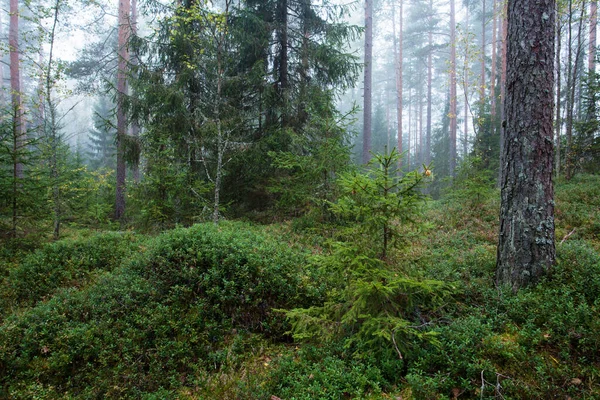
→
(87, 96, 116, 170)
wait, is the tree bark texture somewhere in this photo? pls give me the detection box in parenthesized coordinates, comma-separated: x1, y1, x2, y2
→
(362, 0, 373, 164)
(116, 0, 130, 221)
(496, 0, 556, 291)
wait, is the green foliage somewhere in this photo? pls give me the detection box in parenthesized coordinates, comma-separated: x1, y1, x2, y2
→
(0, 232, 140, 314)
(555, 174, 600, 241)
(266, 344, 386, 399)
(0, 222, 321, 397)
(284, 150, 453, 367)
(332, 148, 427, 258)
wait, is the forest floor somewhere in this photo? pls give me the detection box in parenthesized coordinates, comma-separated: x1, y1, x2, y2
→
(0, 174, 598, 399)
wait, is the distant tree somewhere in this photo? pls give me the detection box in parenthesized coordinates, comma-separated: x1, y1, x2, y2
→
(496, 0, 555, 291)
(363, 0, 374, 163)
(449, 0, 458, 177)
(88, 96, 116, 170)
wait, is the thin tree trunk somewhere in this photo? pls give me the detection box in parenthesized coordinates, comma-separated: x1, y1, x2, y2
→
(480, 0, 486, 106)
(490, 0, 497, 124)
(277, 0, 288, 127)
(419, 80, 424, 165)
(497, 0, 556, 291)
(449, 0, 458, 176)
(464, 5, 470, 158)
(556, 18, 562, 178)
(10, 0, 23, 237)
(392, 2, 403, 167)
(565, 0, 586, 180)
(590, 1, 597, 73)
(131, 0, 140, 184)
(426, 0, 433, 164)
(499, 0, 508, 184)
(362, 0, 373, 163)
(46, 0, 60, 240)
(116, 0, 130, 221)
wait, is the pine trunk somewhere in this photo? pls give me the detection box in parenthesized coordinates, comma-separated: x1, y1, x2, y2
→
(362, 0, 373, 164)
(590, 1, 597, 73)
(116, 0, 130, 221)
(426, 0, 433, 164)
(449, 0, 457, 176)
(496, 0, 556, 291)
(392, 2, 403, 167)
(131, 0, 140, 184)
(10, 0, 22, 237)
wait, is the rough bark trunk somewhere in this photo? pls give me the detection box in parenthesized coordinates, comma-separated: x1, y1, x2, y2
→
(362, 0, 373, 164)
(449, 0, 457, 176)
(496, 0, 556, 291)
(115, 0, 130, 221)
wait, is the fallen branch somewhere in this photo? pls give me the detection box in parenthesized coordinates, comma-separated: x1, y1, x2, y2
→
(560, 228, 576, 244)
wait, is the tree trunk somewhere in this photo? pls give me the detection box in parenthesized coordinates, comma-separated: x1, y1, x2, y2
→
(496, 0, 556, 291)
(362, 0, 373, 164)
(116, 0, 130, 221)
(449, 0, 458, 176)
(490, 0, 497, 124)
(590, 1, 597, 73)
(10, 0, 23, 237)
(131, 0, 140, 184)
(565, 0, 586, 180)
(463, 5, 470, 158)
(499, 0, 508, 184)
(556, 18, 562, 178)
(480, 0, 486, 106)
(392, 2, 403, 168)
(426, 0, 433, 165)
(276, 0, 288, 127)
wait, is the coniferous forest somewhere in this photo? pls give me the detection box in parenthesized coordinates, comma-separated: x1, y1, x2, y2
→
(0, 0, 599, 398)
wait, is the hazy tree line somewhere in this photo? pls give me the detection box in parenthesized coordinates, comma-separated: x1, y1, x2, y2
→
(0, 0, 598, 239)
(354, 0, 599, 185)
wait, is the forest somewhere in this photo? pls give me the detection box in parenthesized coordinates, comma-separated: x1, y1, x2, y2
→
(0, 0, 599, 398)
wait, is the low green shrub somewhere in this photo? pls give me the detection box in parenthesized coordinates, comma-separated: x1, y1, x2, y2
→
(266, 344, 386, 400)
(0, 232, 140, 315)
(405, 240, 600, 399)
(0, 222, 322, 398)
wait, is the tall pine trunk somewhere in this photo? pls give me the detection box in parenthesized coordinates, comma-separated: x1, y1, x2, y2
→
(426, 0, 433, 164)
(392, 2, 403, 168)
(116, 0, 130, 221)
(590, 1, 597, 73)
(131, 0, 140, 184)
(449, 0, 457, 176)
(9, 0, 23, 237)
(362, 0, 373, 163)
(496, 0, 556, 291)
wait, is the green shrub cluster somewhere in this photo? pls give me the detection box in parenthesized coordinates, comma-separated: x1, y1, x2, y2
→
(0, 232, 140, 316)
(0, 222, 321, 398)
(406, 240, 600, 399)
